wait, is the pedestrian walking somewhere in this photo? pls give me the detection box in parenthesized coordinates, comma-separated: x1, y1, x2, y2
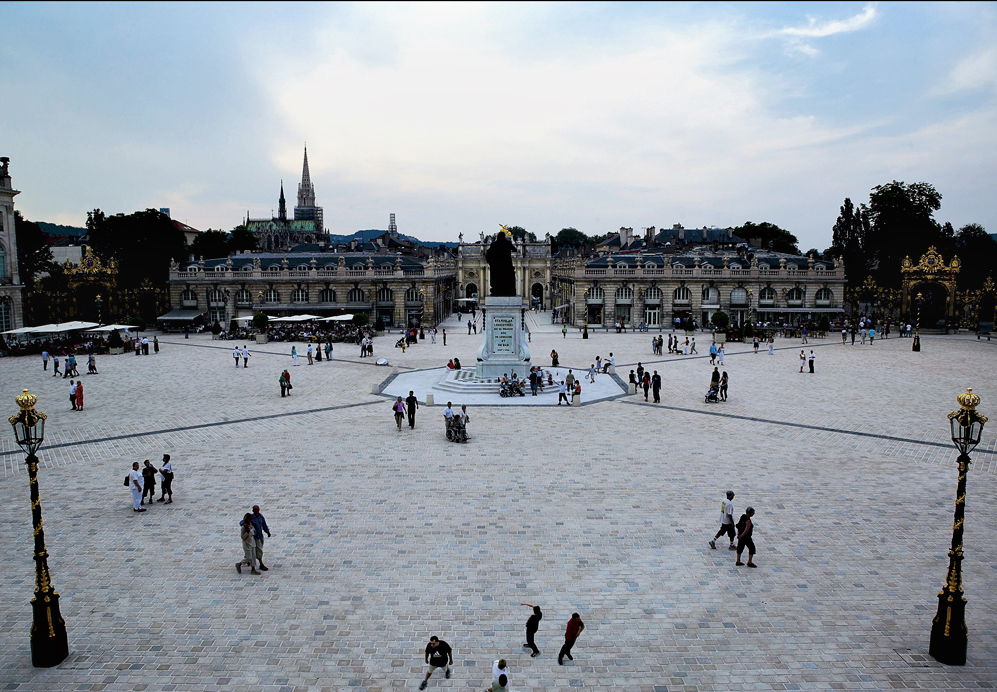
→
(588, 364, 596, 383)
(442, 329, 446, 346)
(709, 490, 736, 550)
(642, 372, 650, 401)
(690, 337, 697, 354)
(801, 327, 808, 344)
(808, 349, 815, 374)
(42, 350, 49, 371)
(241, 345, 251, 367)
(279, 371, 288, 397)
(236, 512, 260, 574)
(291, 346, 299, 366)
(753, 337, 759, 353)
(52, 355, 60, 377)
(636, 362, 644, 383)
(767, 337, 774, 355)
(154, 336, 159, 353)
(492, 659, 511, 687)
(562, 325, 567, 338)
(735, 506, 757, 567)
(430, 328, 437, 344)
(841, 328, 847, 344)
(250, 505, 272, 570)
(141, 459, 158, 505)
(128, 461, 145, 512)
(468, 319, 473, 335)
(393, 396, 405, 430)
(419, 636, 453, 689)
(307, 344, 313, 364)
(869, 327, 876, 344)
(709, 343, 717, 364)
(717, 344, 724, 365)
(651, 371, 661, 403)
(529, 369, 539, 396)
(158, 454, 174, 503)
(69, 380, 78, 410)
(719, 371, 728, 401)
(234, 346, 241, 367)
(558, 613, 585, 665)
(87, 353, 98, 374)
(75, 380, 84, 410)
(550, 350, 559, 367)
(799, 349, 806, 373)
(521, 602, 542, 657)
(325, 341, 333, 361)
(406, 391, 419, 428)
(565, 369, 575, 391)
(282, 369, 292, 394)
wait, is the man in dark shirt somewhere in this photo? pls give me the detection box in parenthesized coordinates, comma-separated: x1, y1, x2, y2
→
(420, 636, 452, 689)
(141, 460, 158, 506)
(558, 613, 585, 665)
(651, 371, 662, 403)
(406, 391, 419, 429)
(521, 602, 542, 657)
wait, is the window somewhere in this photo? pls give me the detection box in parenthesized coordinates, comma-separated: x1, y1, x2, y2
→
(616, 262, 628, 269)
(587, 285, 604, 300)
(181, 289, 197, 307)
(787, 287, 804, 306)
(268, 265, 280, 273)
(348, 287, 366, 303)
(263, 288, 279, 303)
(729, 287, 747, 306)
(644, 286, 662, 301)
(815, 288, 832, 306)
(235, 289, 252, 304)
(291, 288, 308, 303)
(615, 285, 633, 300)
(644, 262, 657, 269)
(207, 289, 225, 305)
(319, 288, 336, 303)
(673, 287, 690, 304)
(405, 287, 421, 302)
(0, 297, 11, 332)
(214, 265, 227, 272)
(243, 266, 253, 272)
(702, 287, 719, 304)
(0, 244, 6, 279)
(759, 286, 776, 305)
(376, 286, 394, 303)
(297, 265, 310, 272)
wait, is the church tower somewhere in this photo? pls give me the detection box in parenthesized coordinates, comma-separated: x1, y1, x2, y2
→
(278, 181, 287, 221)
(293, 145, 324, 233)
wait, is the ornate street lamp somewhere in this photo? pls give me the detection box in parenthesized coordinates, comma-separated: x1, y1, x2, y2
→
(8, 390, 69, 667)
(929, 388, 987, 665)
(913, 292, 923, 352)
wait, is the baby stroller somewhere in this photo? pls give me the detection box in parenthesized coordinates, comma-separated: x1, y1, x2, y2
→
(446, 415, 469, 442)
(499, 381, 525, 397)
(394, 337, 406, 348)
(705, 384, 720, 403)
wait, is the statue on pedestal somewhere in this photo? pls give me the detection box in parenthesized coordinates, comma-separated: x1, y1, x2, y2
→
(485, 226, 516, 297)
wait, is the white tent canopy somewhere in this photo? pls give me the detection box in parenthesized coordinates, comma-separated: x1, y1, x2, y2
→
(1, 327, 38, 335)
(270, 314, 322, 323)
(320, 314, 354, 322)
(28, 321, 100, 334)
(87, 324, 137, 333)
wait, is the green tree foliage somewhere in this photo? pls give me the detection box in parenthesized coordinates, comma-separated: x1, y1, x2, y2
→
(190, 229, 230, 260)
(87, 208, 187, 288)
(731, 221, 800, 254)
(829, 197, 871, 286)
(553, 227, 589, 253)
(954, 223, 997, 289)
(352, 313, 370, 327)
(228, 224, 258, 253)
(865, 181, 943, 287)
(710, 310, 729, 331)
(506, 226, 537, 243)
(252, 311, 269, 330)
(107, 329, 124, 349)
(13, 211, 55, 284)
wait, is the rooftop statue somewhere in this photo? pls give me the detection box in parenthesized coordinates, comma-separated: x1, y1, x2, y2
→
(485, 225, 516, 296)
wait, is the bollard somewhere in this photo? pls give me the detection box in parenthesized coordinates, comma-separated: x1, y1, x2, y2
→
(392, 366, 399, 375)
(371, 384, 380, 395)
(607, 365, 616, 375)
(572, 394, 581, 407)
(628, 382, 636, 395)
(425, 394, 434, 406)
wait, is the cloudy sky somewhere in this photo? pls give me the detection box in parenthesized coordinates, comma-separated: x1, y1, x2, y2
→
(2, 2, 995, 249)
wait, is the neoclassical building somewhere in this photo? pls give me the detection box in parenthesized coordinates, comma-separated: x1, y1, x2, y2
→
(551, 248, 847, 328)
(0, 157, 23, 332)
(455, 231, 552, 306)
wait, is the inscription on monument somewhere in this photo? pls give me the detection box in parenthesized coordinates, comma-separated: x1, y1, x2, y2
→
(492, 314, 515, 353)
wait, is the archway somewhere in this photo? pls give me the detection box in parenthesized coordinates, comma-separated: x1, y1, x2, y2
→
(465, 283, 478, 299)
(531, 282, 544, 308)
(911, 282, 950, 329)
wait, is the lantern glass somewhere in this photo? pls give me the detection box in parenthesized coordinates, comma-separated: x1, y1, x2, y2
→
(11, 411, 45, 456)
(950, 412, 984, 455)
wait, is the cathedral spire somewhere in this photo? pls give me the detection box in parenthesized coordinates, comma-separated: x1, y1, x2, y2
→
(278, 180, 287, 221)
(301, 145, 311, 188)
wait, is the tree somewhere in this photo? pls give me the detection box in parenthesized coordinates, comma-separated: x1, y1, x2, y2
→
(190, 229, 230, 260)
(228, 224, 258, 253)
(954, 223, 997, 289)
(506, 226, 537, 243)
(866, 181, 943, 286)
(731, 221, 800, 254)
(13, 211, 55, 285)
(554, 228, 589, 250)
(829, 197, 871, 285)
(252, 311, 269, 330)
(87, 208, 187, 288)
(710, 310, 729, 331)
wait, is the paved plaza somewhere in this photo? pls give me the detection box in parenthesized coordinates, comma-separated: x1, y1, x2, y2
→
(1, 314, 996, 692)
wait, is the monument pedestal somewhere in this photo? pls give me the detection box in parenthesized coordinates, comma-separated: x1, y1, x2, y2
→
(476, 296, 531, 379)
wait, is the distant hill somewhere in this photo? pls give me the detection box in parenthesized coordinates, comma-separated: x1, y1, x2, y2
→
(38, 221, 87, 238)
(329, 229, 457, 248)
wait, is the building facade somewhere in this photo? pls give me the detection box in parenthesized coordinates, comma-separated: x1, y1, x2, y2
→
(0, 157, 23, 332)
(551, 249, 847, 328)
(455, 231, 552, 306)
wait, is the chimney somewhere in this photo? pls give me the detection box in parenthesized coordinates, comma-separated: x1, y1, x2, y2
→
(678, 226, 684, 241)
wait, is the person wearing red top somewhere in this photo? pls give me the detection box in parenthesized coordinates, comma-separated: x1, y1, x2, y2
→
(558, 613, 585, 665)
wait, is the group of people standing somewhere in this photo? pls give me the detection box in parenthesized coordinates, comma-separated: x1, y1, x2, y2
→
(126, 454, 174, 511)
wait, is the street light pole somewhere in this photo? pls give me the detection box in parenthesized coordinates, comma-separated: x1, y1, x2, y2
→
(8, 390, 69, 667)
(929, 388, 987, 665)
(913, 292, 923, 352)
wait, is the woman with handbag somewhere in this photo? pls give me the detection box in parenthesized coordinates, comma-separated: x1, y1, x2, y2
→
(393, 397, 405, 430)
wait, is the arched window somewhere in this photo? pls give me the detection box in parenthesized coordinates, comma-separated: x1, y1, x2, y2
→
(730, 287, 747, 305)
(615, 262, 628, 270)
(291, 288, 308, 303)
(588, 285, 604, 300)
(319, 288, 336, 303)
(615, 285, 633, 300)
(263, 288, 279, 303)
(242, 266, 253, 272)
(405, 287, 421, 302)
(207, 289, 225, 305)
(348, 287, 366, 303)
(181, 289, 197, 306)
(815, 287, 833, 306)
(297, 264, 310, 272)
(644, 286, 662, 301)
(214, 265, 226, 272)
(644, 262, 657, 269)
(702, 287, 719, 304)
(673, 287, 690, 304)
(267, 265, 280, 273)
(235, 289, 251, 304)
(759, 286, 776, 305)
(787, 287, 804, 306)
(376, 286, 394, 303)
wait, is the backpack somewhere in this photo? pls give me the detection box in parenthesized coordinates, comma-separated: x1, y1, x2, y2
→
(735, 514, 749, 533)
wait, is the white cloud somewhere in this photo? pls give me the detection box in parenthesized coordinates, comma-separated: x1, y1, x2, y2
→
(778, 4, 877, 56)
(942, 47, 997, 93)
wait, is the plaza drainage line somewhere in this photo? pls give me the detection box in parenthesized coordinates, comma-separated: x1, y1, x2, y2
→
(0, 400, 383, 458)
(616, 399, 997, 456)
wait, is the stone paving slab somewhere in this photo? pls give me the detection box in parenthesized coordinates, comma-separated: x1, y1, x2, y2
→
(0, 315, 994, 691)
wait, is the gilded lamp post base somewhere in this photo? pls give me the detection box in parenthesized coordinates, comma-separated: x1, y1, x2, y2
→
(30, 591, 69, 667)
(929, 590, 967, 665)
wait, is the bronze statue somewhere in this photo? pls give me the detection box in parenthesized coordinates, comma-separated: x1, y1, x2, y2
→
(485, 226, 517, 296)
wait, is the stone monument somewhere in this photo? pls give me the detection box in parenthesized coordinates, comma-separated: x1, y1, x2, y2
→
(476, 226, 531, 379)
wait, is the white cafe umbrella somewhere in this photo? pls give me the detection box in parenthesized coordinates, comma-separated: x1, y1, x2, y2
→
(321, 314, 355, 322)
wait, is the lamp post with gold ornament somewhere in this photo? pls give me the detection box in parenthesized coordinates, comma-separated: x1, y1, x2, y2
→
(929, 388, 987, 665)
(8, 390, 69, 667)
(912, 292, 923, 352)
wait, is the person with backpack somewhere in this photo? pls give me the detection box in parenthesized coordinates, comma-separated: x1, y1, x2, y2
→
(735, 506, 757, 568)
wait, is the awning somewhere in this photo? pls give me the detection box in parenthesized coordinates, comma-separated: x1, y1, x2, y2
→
(755, 307, 844, 313)
(321, 314, 354, 322)
(29, 321, 100, 333)
(157, 309, 205, 321)
(1, 327, 37, 335)
(87, 324, 137, 333)
(270, 314, 322, 322)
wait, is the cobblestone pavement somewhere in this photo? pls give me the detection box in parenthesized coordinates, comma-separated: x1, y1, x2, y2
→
(0, 315, 995, 691)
